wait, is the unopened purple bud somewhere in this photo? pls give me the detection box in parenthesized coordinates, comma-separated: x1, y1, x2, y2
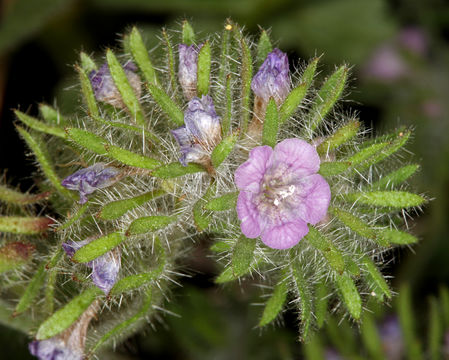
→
(62, 239, 121, 294)
(178, 44, 202, 100)
(171, 95, 221, 166)
(251, 48, 290, 106)
(29, 339, 83, 360)
(62, 163, 121, 204)
(89, 61, 141, 108)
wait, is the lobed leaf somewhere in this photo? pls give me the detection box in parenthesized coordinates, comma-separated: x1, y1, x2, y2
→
(72, 232, 125, 263)
(36, 287, 102, 340)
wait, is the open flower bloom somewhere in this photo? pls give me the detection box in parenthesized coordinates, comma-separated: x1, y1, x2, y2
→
(62, 163, 121, 204)
(251, 48, 290, 106)
(235, 138, 331, 249)
(89, 61, 141, 108)
(29, 301, 99, 360)
(178, 44, 202, 100)
(171, 95, 221, 166)
(62, 239, 121, 294)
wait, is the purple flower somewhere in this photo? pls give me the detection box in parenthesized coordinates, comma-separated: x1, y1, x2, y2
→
(29, 339, 83, 360)
(178, 44, 202, 100)
(171, 95, 221, 166)
(29, 300, 99, 360)
(398, 27, 427, 56)
(62, 239, 121, 294)
(62, 163, 121, 204)
(363, 45, 407, 82)
(235, 138, 331, 249)
(251, 48, 290, 106)
(89, 61, 141, 108)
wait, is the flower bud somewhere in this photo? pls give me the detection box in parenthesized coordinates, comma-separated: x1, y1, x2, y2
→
(171, 95, 221, 167)
(89, 61, 141, 108)
(178, 44, 202, 100)
(61, 163, 121, 204)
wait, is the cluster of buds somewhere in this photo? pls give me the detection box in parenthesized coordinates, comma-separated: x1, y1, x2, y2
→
(0, 20, 425, 359)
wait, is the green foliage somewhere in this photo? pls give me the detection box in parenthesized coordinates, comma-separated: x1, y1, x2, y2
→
(72, 232, 125, 263)
(262, 99, 279, 147)
(197, 42, 212, 97)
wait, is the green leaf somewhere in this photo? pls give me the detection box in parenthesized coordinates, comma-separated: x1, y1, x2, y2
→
(215, 250, 262, 284)
(222, 73, 232, 135)
(182, 20, 196, 45)
(14, 262, 47, 315)
(380, 228, 418, 245)
(72, 232, 125, 263)
(210, 241, 232, 253)
(56, 202, 90, 231)
(79, 52, 97, 73)
(0, 216, 52, 235)
(0, 185, 49, 205)
(76, 64, 100, 119)
(105, 144, 161, 169)
(372, 164, 419, 189)
(398, 284, 422, 359)
(256, 30, 272, 67)
(17, 126, 72, 198)
(15, 110, 66, 139)
(344, 256, 360, 277)
(301, 57, 319, 88)
(162, 29, 176, 90)
(279, 83, 308, 124)
(315, 283, 328, 328)
(232, 236, 257, 277)
(36, 287, 102, 340)
(147, 83, 184, 126)
(362, 257, 391, 300)
(39, 104, 67, 126)
(347, 142, 389, 167)
(262, 98, 279, 147)
(98, 190, 165, 220)
(336, 272, 361, 320)
(308, 65, 348, 132)
(126, 215, 175, 236)
(235, 29, 252, 133)
(151, 162, 204, 178)
(44, 249, 63, 315)
(331, 207, 388, 246)
(205, 192, 238, 211)
(91, 288, 152, 352)
(66, 128, 109, 155)
(197, 41, 211, 97)
(129, 27, 159, 86)
(291, 261, 313, 340)
(219, 21, 232, 85)
(259, 277, 288, 327)
(106, 49, 145, 126)
(440, 286, 449, 329)
(305, 226, 345, 273)
(316, 120, 360, 156)
(360, 312, 384, 360)
(428, 296, 442, 360)
(343, 191, 426, 208)
(211, 131, 238, 168)
(318, 161, 351, 177)
(192, 181, 216, 231)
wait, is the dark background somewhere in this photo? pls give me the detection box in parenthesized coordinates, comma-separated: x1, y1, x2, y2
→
(1, 0, 448, 358)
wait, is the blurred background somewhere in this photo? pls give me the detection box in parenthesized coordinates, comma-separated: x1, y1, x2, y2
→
(0, 0, 448, 358)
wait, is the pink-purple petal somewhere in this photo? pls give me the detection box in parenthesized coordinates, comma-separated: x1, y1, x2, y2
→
(237, 191, 261, 238)
(274, 138, 320, 177)
(234, 146, 273, 192)
(261, 219, 309, 249)
(295, 174, 331, 224)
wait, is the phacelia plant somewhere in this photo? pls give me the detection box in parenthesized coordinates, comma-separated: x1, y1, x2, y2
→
(0, 20, 426, 359)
